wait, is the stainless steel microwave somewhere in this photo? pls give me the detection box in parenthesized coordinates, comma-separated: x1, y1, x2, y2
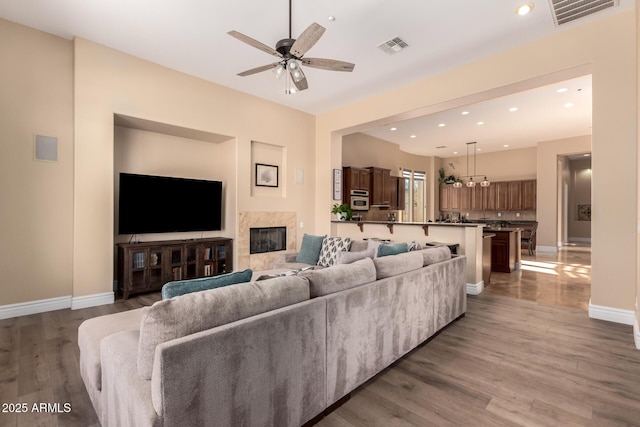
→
(350, 190, 369, 211)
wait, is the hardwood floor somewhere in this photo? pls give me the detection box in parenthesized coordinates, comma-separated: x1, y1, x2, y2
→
(2, 245, 639, 426)
(483, 245, 592, 311)
(0, 293, 160, 427)
(318, 294, 640, 427)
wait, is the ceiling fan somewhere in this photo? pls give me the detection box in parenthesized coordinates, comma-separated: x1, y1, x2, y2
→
(227, 0, 355, 93)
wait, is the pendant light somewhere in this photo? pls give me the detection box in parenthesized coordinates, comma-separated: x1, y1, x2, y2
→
(458, 141, 490, 188)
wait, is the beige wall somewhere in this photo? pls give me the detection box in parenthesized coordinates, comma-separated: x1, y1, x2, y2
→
(441, 146, 537, 182)
(113, 126, 237, 245)
(636, 0, 640, 346)
(0, 19, 74, 305)
(317, 11, 636, 313)
(73, 38, 316, 299)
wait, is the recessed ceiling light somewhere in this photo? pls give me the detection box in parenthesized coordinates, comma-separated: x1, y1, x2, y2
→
(556, 87, 568, 93)
(461, 111, 470, 115)
(477, 148, 482, 151)
(328, 15, 336, 21)
(390, 127, 397, 131)
(453, 151, 458, 154)
(438, 123, 446, 127)
(410, 135, 417, 138)
(516, 2, 534, 16)
(477, 121, 484, 125)
(509, 107, 518, 112)
(504, 144, 510, 148)
(564, 102, 574, 108)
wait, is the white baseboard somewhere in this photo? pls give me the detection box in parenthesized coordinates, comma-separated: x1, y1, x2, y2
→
(634, 311, 640, 350)
(466, 281, 484, 295)
(71, 292, 114, 310)
(0, 296, 71, 320)
(588, 300, 634, 326)
(568, 237, 591, 243)
(0, 292, 115, 320)
(536, 245, 558, 253)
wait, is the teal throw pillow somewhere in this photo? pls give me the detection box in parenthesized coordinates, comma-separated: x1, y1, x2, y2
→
(295, 234, 326, 265)
(161, 269, 253, 299)
(377, 242, 409, 258)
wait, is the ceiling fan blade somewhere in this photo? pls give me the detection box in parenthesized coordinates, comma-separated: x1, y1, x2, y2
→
(237, 63, 280, 77)
(227, 30, 283, 58)
(301, 58, 355, 72)
(290, 23, 325, 57)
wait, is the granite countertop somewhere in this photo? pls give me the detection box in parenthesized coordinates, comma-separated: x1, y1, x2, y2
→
(482, 227, 522, 232)
(331, 220, 484, 227)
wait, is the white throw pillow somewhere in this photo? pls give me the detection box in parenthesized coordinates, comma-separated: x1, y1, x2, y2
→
(317, 237, 351, 267)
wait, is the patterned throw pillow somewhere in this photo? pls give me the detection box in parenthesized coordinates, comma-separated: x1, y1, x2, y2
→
(408, 240, 422, 251)
(255, 266, 314, 281)
(317, 237, 352, 267)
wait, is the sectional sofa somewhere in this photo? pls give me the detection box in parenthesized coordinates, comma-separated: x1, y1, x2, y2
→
(78, 244, 466, 426)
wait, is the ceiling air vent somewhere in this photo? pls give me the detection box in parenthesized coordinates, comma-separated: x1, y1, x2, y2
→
(548, 0, 619, 26)
(378, 36, 409, 55)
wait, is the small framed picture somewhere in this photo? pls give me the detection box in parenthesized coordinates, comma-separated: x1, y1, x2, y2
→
(333, 169, 342, 200)
(255, 163, 279, 187)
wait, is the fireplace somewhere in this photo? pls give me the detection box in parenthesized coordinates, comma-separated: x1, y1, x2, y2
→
(250, 226, 287, 254)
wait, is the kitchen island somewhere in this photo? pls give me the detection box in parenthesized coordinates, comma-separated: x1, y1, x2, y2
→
(483, 227, 522, 273)
(331, 220, 486, 295)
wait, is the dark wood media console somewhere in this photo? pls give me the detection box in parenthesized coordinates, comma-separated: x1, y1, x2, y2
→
(117, 237, 233, 299)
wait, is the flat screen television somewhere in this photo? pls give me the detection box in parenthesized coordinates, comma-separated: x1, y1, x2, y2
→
(118, 173, 222, 235)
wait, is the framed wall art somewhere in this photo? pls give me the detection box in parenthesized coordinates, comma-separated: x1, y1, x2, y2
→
(255, 163, 279, 187)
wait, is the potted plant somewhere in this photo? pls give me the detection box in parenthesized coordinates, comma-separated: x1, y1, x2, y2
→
(331, 203, 353, 221)
(438, 168, 446, 185)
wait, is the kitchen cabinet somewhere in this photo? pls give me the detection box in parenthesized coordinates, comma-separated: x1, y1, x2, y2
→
(439, 180, 537, 213)
(508, 181, 522, 210)
(460, 186, 472, 211)
(368, 167, 391, 206)
(388, 176, 407, 210)
(439, 184, 461, 211)
(343, 167, 370, 192)
(471, 186, 484, 211)
(495, 182, 510, 211)
(521, 180, 536, 210)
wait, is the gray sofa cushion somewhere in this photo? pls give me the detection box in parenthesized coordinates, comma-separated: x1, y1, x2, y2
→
(78, 307, 145, 394)
(419, 246, 452, 266)
(161, 268, 252, 299)
(138, 275, 310, 379)
(336, 247, 375, 264)
(348, 239, 368, 252)
(301, 258, 376, 297)
(373, 251, 424, 279)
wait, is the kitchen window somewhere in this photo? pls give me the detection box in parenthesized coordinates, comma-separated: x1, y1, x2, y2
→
(403, 169, 427, 222)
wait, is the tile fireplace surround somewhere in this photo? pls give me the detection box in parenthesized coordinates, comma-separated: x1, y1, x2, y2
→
(238, 212, 297, 270)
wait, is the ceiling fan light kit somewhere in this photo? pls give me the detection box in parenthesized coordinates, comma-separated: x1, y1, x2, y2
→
(227, 0, 354, 94)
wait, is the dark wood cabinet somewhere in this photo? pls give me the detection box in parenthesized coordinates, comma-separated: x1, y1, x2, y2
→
(439, 180, 537, 213)
(494, 182, 510, 211)
(117, 237, 233, 299)
(471, 186, 484, 211)
(388, 176, 407, 210)
(521, 180, 536, 210)
(508, 181, 522, 210)
(368, 167, 391, 206)
(460, 186, 472, 211)
(343, 167, 370, 192)
(489, 230, 518, 273)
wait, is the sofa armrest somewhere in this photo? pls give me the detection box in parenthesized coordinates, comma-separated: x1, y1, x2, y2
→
(100, 330, 161, 427)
